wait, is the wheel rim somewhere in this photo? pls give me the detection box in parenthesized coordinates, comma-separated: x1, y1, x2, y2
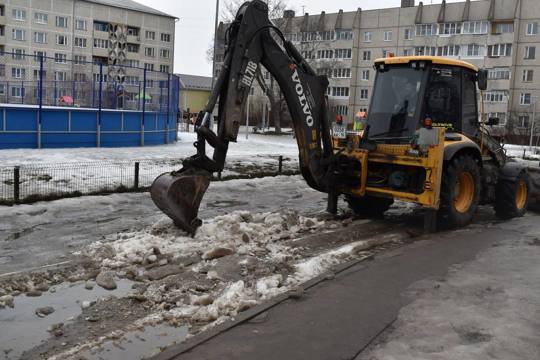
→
(516, 179, 528, 210)
(454, 172, 475, 214)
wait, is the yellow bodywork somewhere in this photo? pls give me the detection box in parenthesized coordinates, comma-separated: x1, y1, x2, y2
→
(374, 56, 478, 72)
(337, 128, 447, 209)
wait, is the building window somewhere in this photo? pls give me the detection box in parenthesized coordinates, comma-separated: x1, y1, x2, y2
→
(437, 45, 460, 57)
(484, 91, 506, 103)
(439, 22, 461, 35)
(415, 46, 436, 56)
(12, 9, 26, 21)
(361, 70, 369, 81)
(363, 31, 372, 42)
(524, 46, 536, 59)
(402, 49, 412, 56)
(56, 16, 68, 28)
(317, 49, 333, 59)
(334, 48, 352, 59)
(125, 76, 139, 85)
(11, 49, 25, 60)
(74, 37, 87, 47)
(301, 51, 314, 59)
(12, 29, 26, 41)
(520, 93, 531, 105)
(144, 63, 154, 71)
(146, 31, 156, 40)
(11, 67, 25, 79)
(127, 27, 139, 37)
(94, 21, 108, 32)
(382, 49, 392, 58)
(485, 112, 507, 126)
(54, 53, 67, 63)
(488, 68, 510, 80)
(160, 65, 170, 73)
(333, 68, 351, 78)
(284, 33, 298, 42)
(383, 30, 392, 41)
(75, 19, 87, 31)
(56, 35, 69, 46)
(518, 115, 530, 128)
(466, 44, 485, 57)
(74, 55, 87, 64)
(34, 32, 47, 44)
(522, 70, 534, 82)
(145, 47, 155, 57)
(55, 71, 67, 81)
(11, 87, 25, 98)
(415, 24, 437, 37)
(493, 22, 514, 34)
(161, 33, 171, 42)
(360, 89, 368, 100)
(404, 28, 412, 40)
(93, 38, 108, 49)
(34, 12, 48, 24)
(333, 105, 348, 116)
(127, 43, 139, 53)
(160, 49, 170, 58)
(487, 43, 512, 57)
(34, 51, 47, 62)
(336, 30, 353, 40)
(527, 22, 538, 36)
(363, 51, 371, 61)
(463, 21, 489, 34)
(331, 87, 349, 97)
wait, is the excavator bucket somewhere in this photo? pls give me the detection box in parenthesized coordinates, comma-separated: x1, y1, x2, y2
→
(150, 169, 211, 235)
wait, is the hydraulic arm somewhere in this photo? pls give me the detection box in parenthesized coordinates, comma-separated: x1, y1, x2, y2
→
(151, 0, 350, 234)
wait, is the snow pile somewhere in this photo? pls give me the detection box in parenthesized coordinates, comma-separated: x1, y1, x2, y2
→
(84, 210, 325, 268)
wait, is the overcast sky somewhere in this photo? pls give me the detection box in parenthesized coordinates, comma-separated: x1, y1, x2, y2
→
(136, 0, 470, 77)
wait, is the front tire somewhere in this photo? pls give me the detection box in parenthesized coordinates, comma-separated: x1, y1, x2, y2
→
(439, 155, 481, 228)
(494, 171, 530, 219)
(345, 195, 394, 218)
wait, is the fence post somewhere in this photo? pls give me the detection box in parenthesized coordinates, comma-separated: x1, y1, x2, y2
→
(13, 166, 20, 204)
(38, 56, 44, 149)
(21, 81, 24, 104)
(97, 63, 103, 148)
(166, 73, 171, 144)
(278, 155, 283, 174)
(134, 162, 140, 190)
(141, 67, 147, 146)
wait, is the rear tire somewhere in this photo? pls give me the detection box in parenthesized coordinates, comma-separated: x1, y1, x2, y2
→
(438, 155, 481, 228)
(494, 171, 530, 219)
(345, 195, 394, 218)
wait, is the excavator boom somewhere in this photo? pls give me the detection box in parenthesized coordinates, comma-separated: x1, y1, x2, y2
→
(151, 0, 348, 233)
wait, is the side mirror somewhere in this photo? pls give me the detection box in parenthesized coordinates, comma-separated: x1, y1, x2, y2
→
(486, 117, 500, 126)
(477, 69, 488, 90)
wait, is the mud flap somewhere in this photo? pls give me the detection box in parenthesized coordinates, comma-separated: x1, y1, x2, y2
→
(150, 168, 211, 235)
(529, 167, 540, 212)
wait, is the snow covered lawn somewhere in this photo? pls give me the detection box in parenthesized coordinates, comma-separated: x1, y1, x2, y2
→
(0, 132, 300, 202)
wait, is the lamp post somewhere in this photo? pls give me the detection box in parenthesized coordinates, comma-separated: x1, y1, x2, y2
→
(529, 99, 537, 153)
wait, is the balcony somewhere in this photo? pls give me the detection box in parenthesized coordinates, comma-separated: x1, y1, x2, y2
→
(127, 34, 140, 43)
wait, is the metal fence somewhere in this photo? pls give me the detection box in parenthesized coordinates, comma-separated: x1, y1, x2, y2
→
(0, 156, 296, 205)
(0, 51, 179, 113)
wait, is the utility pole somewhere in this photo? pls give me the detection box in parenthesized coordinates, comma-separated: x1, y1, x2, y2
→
(529, 100, 537, 153)
(211, 0, 220, 88)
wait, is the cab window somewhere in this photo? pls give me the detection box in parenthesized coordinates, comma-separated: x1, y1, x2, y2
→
(425, 67, 461, 132)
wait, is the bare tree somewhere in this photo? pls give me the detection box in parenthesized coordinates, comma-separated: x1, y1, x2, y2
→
(210, 0, 290, 133)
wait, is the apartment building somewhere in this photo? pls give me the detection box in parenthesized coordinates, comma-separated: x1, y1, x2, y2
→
(0, 0, 175, 106)
(215, 0, 540, 137)
(350, 0, 540, 138)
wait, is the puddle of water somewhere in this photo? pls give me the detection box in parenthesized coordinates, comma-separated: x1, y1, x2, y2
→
(77, 323, 189, 360)
(0, 279, 134, 359)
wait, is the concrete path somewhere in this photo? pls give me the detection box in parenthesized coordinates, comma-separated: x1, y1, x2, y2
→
(162, 216, 538, 360)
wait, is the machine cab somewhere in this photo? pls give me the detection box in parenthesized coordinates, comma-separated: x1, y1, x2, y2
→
(366, 56, 483, 143)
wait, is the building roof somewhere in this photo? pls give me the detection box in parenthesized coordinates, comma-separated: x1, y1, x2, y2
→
(375, 56, 479, 72)
(83, 0, 176, 18)
(178, 74, 213, 91)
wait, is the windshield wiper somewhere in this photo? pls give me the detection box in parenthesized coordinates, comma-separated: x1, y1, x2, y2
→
(369, 127, 409, 139)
